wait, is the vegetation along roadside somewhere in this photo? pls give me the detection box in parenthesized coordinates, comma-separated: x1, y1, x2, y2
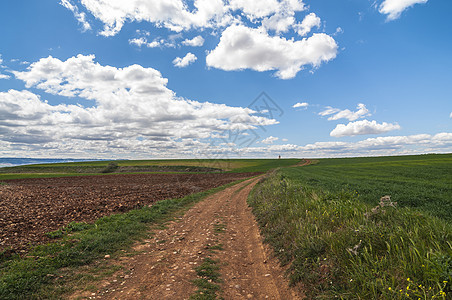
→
(248, 154, 451, 299)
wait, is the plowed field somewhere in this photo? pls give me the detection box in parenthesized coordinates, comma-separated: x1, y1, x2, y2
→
(0, 172, 259, 252)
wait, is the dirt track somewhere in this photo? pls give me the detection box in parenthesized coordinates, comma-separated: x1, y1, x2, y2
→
(0, 173, 259, 252)
(72, 176, 303, 299)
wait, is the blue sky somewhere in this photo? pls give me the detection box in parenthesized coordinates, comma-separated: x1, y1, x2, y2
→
(0, 0, 450, 159)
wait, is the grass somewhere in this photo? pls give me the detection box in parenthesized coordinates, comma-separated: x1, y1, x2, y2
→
(190, 258, 222, 300)
(0, 179, 246, 299)
(0, 159, 300, 180)
(283, 154, 452, 221)
(248, 155, 452, 299)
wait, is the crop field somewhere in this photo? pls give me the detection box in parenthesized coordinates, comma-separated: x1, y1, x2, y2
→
(283, 154, 452, 221)
(0, 158, 299, 180)
(248, 154, 451, 299)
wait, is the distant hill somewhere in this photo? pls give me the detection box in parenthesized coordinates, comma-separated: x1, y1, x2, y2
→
(0, 158, 97, 168)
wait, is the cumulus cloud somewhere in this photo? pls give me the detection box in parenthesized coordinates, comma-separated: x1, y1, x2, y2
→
(449, 112, 452, 118)
(330, 120, 401, 137)
(182, 35, 205, 47)
(228, 132, 452, 158)
(230, 0, 305, 20)
(173, 52, 197, 67)
(75, 0, 229, 36)
(206, 25, 337, 79)
(379, 0, 428, 21)
(60, 0, 91, 31)
(129, 37, 160, 48)
(70, 0, 308, 36)
(260, 136, 279, 144)
(320, 103, 371, 121)
(295, 12, 321, 36)
(5, 54, 278, 157)
(261, 13, 295, 33)
(293, 102, 308, 109)
(61, 1, 338, 79)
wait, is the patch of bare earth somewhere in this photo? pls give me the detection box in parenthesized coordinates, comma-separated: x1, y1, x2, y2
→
(71, 177, 303, 299)
(0, 172, 259, 252)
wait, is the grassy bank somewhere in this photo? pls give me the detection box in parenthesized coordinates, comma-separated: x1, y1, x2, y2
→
(0, 179, 246, 299)
(248, 162, 451, 299)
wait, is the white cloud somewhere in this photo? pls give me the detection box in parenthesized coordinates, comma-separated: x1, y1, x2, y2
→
(173, 52, 197, 67)
(129, 37, 161, 48)
(61, 1, 339, 79)
(229, 0, 305, 20)
(330, 120, 401, 137)
(379, 0, 428, 21)
(295, 12, 321, 36)
(7, 54, 277, 156)
(129, 37, 148, 47)
(225, 132, 452, 158)
(319, 106, 340, 116)
(76, 0, 230, 36)
(0, 56, 9, 79)
(206, 25, 337, 79)
(182, 35, 205, 47)
(333, 27, 343, 36)
(293, 102, 308, 109)
(320, 103, 371, 121)
(252, 133, 451, 156)
(67, 0, 307, 37)
(449, 112, 452, 118)
(261, 136, 279, 144)
(60, 0, 91, 31)
(261, 13, 295, 33)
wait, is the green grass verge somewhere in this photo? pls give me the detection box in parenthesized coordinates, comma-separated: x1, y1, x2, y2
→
(248, 170, 451, 299)
(0, 179, 246, 299)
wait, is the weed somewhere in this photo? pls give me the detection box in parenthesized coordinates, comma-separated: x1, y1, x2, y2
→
(213, 222, 226, 233)
(190, 258, 222, 300)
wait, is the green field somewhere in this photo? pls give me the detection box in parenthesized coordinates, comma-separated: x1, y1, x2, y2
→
(284, 154, 452, 221)
(248, 154, 451, 299)
(0, 158, 300, 181)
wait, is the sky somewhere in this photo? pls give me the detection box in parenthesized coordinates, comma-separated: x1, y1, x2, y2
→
(0, 0, 451, 159)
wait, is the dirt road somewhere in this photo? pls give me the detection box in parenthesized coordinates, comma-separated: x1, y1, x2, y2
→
(74, 176, 302, 299)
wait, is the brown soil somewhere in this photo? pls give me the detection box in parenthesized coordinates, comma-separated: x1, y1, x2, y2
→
(71, 177, 303, 299)
(0, 173, 259, 252)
